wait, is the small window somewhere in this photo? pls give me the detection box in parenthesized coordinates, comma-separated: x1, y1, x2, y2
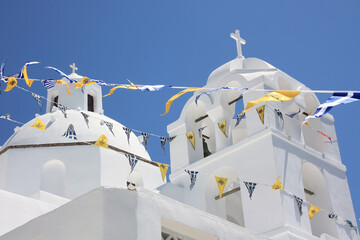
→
(88, 95, 94, 112)
(53, 96, 59, 108)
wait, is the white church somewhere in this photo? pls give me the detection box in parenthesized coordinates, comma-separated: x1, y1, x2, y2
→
(0, 30, 358, 240)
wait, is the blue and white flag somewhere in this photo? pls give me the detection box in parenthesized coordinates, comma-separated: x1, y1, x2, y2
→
(142, 132, 150, 151)
(195, 87, 247, 104)
(123, 127, 131, 144)
(198, 126, 207, 138)
(304, 92, 360, 123)
(185, 169, 199, 190)
(293, 195, 303, 216)
(160, 136, 167, 155)
(63, 124, 77, 140)
(244, 181, 257, 199)
(0, 57, 7, 79)
(41, 79, 56, 89)
(235, 113, 245, 127)
(125, 154, 138, 173)
(58, 104, 67, 118)
(136, 85, 171, 92)
(80, 112, 90, 128)
(102, 120, 115, 136)
(286, 109, 301, 118)
(0, 114, 10, 120)
(46, 66, 76, 83)
(19, 61, 40, 79)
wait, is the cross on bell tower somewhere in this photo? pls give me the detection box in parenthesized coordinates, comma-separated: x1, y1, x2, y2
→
(230, 30, 246, 59)
(69, 63, 78, 73)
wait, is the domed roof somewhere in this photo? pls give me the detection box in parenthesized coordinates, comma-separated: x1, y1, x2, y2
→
(2, 108, 150, 160)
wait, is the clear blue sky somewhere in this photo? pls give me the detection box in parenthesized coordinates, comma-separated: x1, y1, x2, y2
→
(1, 0, 359, 227)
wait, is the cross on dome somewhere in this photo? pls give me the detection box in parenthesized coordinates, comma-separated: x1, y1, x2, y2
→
(70, 63, 78, 73)
(230, 30, 246, 58)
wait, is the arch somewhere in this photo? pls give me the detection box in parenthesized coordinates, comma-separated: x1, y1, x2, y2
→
(205, 167, 245, 227)
(41, 159, 66, 197)
(301, 162, 338, 238)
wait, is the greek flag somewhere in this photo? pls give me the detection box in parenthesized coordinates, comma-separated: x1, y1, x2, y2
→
(141, 132, 150, 151)
(46, 66, 76, 83)
(31, 93, 42, 111)
(195, 87, 247, 105)
(0, 114, 10, 120)
(244, 181, 257, 199)
(293, 195, 303, 216)
(160, 136, 167, 155)
(185, 170, 199, 190)
(136, 85, 170, 92)
(235, 113, 245, 127)
(58, 104, 67, 118)
(0, 57, 7, 79)
(19, 61, 40, 79)
(63, 124, 77, 140)
(123, 127, 131, 144)
(125, 154, 138, 173)
(41, 79, 56, 89)
(102, 121, 115, 136)
(275, 109, 284, 126)
(80, 112, 90, 128)
(305, 92, 360, 123)
(286, 109, 300, 118)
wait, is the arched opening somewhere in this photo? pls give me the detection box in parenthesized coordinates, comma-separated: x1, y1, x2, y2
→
(301, 162, 338, 238)
(87, 94, 94, 112)
(302, 94, 324, 153)
(41, 159, 66, 197)
(205, 167, 245, 227)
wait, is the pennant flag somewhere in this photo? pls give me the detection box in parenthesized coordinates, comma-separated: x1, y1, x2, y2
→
(55, 80, 71, 96)
(195, 87, 247, 104)
(294, 195, 303, 216)
(141, 132, 150, 151)
(5, 77, 17, 92)
(0, 57, 7, 79)
(272, 176, 283, 190)
(94, 134, 109, 149)
(136, 84, 171, 92)
(345, 220, 358, 233)
(80, 112, 90, 128)
(20, 62, 40, 87)
(122, 127, 131, 144)
(90, 79, 108, 86)
(31, 118, 46, 131)
(309, 205, 320, 220)
(31, 93, 42, 111)
(63, 124, 77, 140)
(286, 108, 301, 118)
(218, 120, 227, 137)
(198, 126, 207, 138)
(157, 162, 169, 182)
(305, 92, 360, 123)
(235, 113, 245, 127)
(103, 85, 141, 97)
(215, 176, 228, 199)
(185, 169, 199, 190)
(274, 109, 284, 126)
(0, 114, 10, 120)
(162, 88, 203, 116)
(256, 105, 265, 124)
(102, 121, 115, 136)
(46, 66, 75, 83)
(317, 131, 332, 144)
(58, 104, 67, 118)
(328, 213, 338, 220)
(125, 154, 138, 173)
(240, 91, 300, 116)
(244, 181, 257, 199)
(186, 131, 195, 150)
(41, 79, 56, 89)
(160, 136, 167, 155)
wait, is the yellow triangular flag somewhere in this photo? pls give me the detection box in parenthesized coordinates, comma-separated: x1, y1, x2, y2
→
(218, 120, 227, 137)
(5, 77, 17, 92)
(309, 205, 320, 219)
(162, 88, 203, 116)
(94, 134, 109, 149)
(215, 176, 228, 199)
(272, 176, 283, 190)
(31, 118, 46, 131)
(103, 84, 142, 97)
(55, 80, 71, 96)
(156, 162, 169, 182)
(186, 131, 195, 150)
(22, 65, 34, 87)
(256, 105, 265, 124)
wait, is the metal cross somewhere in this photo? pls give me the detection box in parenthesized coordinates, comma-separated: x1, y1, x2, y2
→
(69, 63, 78, 73)
(230, 30, 246, 58)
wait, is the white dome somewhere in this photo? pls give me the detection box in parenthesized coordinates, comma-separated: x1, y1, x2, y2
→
(2, 108, 150, 160)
